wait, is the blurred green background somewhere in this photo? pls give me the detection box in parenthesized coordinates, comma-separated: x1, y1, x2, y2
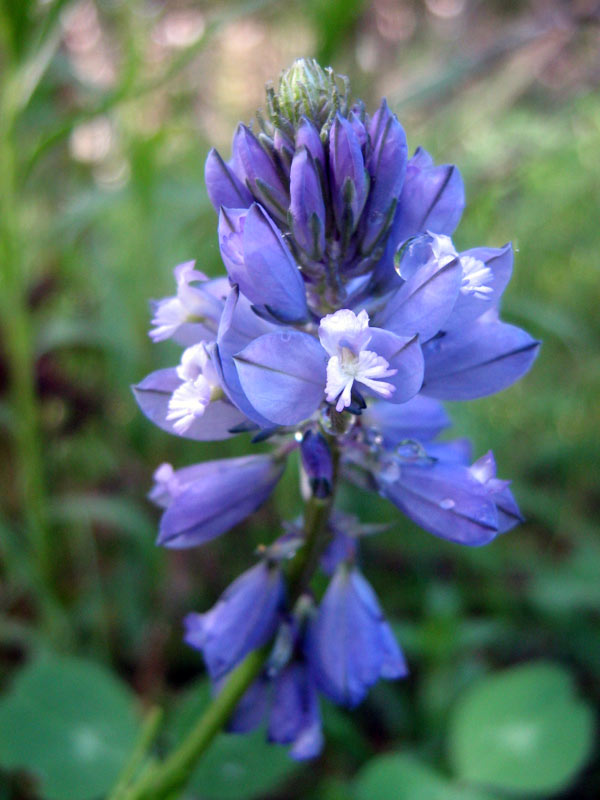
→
(0, 1, 599, 798)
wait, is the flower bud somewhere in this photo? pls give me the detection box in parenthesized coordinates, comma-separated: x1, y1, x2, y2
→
(300, 430, 333, 498)
(270, 58, 350, 134)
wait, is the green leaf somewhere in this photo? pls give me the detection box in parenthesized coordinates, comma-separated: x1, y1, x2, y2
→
(531, 541, 600, 613)
(448, 661, 595, 796)
(0, 652, 140, 800)
(354, 753, 496, 800)
(170, 680, 300, 800)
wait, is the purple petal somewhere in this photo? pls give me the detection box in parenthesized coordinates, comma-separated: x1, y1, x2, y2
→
(367, 149, 463, 295)
(242, 204, 309, 322)
(307, 568, 368, 707)
(227, 677, 269, 734)
(494, 485, 523, 532)
(149, 461, 220, 509)
(361, 99, 407, 253)
(215, 288, 279, 427)
(296, 116, 325, 171)
(158, 454, 285, 548)
(268, 663, 323, 761)
(392, 147, 465, 244)
(232, 124, 289, 221)
(320, 529, 357, 576)
(446, 243, 514, 330)
(184, 561, 284, 679)
(380, 459, 499, 546)
(427, 438, 473, 465)
(368, 328, 424, 403)
(378, 256, 462, 342)
(348, 105, 368, 148)
(205, 148, 253, 212)
(218, 207, 247, 281)
(300, 430, 333, 498)
(217, 285, 278, 356)
(288, 718, 324, 761)
(378, 622, 408, 679)
(273, 128, 294, 169)
(470, 450, 523, 533)
(329, 114, 369, 233)
(362, 394, 451, 447)
(350, 569, 407, 680)
(290, 147, 326, 259)
(422, 317, 541, 400)
(234, 331, 327, 426)
(307, 567, 406, 707)
(133, 367, 246, 441)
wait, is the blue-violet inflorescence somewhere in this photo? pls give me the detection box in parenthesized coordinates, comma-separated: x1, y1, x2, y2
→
(135, 58, 540, 760)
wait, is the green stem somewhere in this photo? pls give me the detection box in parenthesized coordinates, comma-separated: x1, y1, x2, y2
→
(0, 79, 69, 644)
(288, 438, 340, 598)
(124, 645, 270, 800)
(120, 441, 340, 800)
(288, 490, 336, 598)
(108, 706, 163, 800)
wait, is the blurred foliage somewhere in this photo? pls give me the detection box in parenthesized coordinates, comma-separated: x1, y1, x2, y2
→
(0, 0, 599, 798)
(0, 652, 140, 799)
(448, 662, 595, 796)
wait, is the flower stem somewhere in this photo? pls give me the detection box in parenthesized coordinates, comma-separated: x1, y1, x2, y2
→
(119, 442, 340, 800)
(0, 74, 70, 645)
(289, 437, 340, 597)
(122, 644, 270, 800)
(108, 706, 163, 800)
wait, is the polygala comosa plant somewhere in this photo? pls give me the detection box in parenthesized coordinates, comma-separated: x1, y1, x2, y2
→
(134, 58, 539, 761)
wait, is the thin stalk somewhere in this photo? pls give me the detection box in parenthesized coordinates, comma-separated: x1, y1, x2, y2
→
(120, 441, 340, 800)
(288, 445, 340, 599)
(108, 706, 163, 800)
(123, 645, 270, 800)
(0, 90, 69, 643)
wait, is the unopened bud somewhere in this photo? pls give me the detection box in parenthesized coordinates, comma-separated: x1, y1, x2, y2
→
(269, 58, 350, 134)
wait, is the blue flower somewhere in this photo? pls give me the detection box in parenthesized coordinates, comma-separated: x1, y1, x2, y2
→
(376, 440, 522, 546)
(148, 261, 227, 345)
(306, 565, 407, 707)
(152, 454, 286, 548)
(268, 661, 323, 760)
(300, 430, 334, 498)
(219, 620, 325, 761)
(184, 560, 285, 679)
(140, 57, 539, 438)
(136, 57, 540, 760)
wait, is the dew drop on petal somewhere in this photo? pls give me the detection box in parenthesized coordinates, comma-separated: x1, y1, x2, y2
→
(439, 497, 455, 510)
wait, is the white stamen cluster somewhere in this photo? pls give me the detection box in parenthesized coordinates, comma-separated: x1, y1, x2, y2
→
(319, 309, 396, 412)
(459, 255, 494, 300)
(149, 462, 181, 506)
(430, 233, 492, 301)
(167, 343, 221, 434)
(150, 261, 207, 342)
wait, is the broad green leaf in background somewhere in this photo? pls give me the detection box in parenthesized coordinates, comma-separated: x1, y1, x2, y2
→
(531, 540, 600, 614)
(0, 652, 141, 800)
(448, 661, 595, 796)
(170, 680, 300, 800)
(353, 753, 497, 800)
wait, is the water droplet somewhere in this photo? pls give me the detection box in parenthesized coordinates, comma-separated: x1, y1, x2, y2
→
(439, 498, 455, 510)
